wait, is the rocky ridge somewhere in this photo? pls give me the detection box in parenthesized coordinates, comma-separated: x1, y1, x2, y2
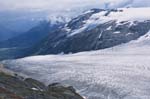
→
(0, 65, 84, 99)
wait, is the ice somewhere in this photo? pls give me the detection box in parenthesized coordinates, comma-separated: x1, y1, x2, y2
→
(106, 26, 112, 30)
(3, 49, 150, 99)
(2, 32, 150, 99)
(113, 31, 121, 34)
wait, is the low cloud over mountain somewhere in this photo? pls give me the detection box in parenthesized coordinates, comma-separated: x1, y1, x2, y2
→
(1, 0, 150, 14)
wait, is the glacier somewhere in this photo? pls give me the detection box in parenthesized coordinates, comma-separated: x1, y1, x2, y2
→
(1, 30, 150, 99)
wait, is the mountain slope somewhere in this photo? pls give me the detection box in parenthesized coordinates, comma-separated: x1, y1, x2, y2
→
(32, 8, 150, 55)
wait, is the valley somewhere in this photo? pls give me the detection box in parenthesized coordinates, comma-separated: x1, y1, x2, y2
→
(0, 6, 150, 99)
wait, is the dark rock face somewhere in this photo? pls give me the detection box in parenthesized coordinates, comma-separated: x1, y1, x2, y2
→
(0, 72, 83, 99)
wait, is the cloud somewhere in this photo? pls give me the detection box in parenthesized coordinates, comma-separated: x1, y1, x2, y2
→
(0, 0, 102, 12)
(0, 0, 150, 15)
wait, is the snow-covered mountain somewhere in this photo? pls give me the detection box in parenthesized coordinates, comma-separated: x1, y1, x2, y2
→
(32, 7, 150, 55)
(2, 30, 150, 99)
(1, 7, 150, 60)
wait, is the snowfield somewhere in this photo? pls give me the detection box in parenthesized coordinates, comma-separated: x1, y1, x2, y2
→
(89, 8, 150, 23)
(2, 31, 150, 99)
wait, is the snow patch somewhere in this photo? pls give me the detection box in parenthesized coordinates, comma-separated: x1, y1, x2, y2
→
(31, 88, 39, 91)
(113, 31, 121, 34)
(106, 26, 112, 30)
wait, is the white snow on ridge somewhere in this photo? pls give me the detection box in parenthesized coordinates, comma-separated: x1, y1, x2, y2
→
(68, 7, 150, 36)
(88, 7, 150, 25)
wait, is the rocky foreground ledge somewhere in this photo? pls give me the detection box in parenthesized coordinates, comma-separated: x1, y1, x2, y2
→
(0, 66, 84, 99)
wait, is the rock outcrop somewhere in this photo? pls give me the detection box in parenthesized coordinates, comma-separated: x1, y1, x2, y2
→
(0, 72, 83, 99)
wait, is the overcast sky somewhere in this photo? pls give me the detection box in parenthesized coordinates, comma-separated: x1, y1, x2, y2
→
(0, 0, 150, 30)
(0, 0, 150, 19)
(0, 0, 150, 12)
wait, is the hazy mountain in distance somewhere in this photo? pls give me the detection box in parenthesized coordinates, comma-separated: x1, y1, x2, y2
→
(0, 10, 51, 42)
(0, 25, 18, 41)
(0, 19, 65, 48)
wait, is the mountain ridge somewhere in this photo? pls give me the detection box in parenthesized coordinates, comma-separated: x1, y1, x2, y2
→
(31, 7, 150, 55)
